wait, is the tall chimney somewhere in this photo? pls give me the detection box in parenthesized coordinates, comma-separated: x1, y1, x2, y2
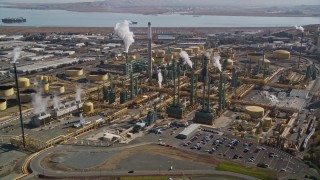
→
(148, 22, 152, 80)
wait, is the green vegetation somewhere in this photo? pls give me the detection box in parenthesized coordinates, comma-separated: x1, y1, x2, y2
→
(119, 174, 243, 180)
(120, 177, 168, 180)
(216, 162, 276, 180)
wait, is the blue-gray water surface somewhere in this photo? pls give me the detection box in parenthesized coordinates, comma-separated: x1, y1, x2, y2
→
(0, 7, 319, 27)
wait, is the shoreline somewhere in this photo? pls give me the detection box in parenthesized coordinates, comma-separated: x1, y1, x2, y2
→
(1, 5, 319, 18)
(0, 26, 291, 35)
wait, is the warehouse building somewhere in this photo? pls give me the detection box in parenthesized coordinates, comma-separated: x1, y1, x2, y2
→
(12, 58, 79, 73)
(25, 55, 54, 61)
(290, 89, 309, 99)
(177, 124, 200, 139)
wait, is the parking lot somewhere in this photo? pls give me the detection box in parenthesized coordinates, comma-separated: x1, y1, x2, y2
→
(177, 129, 306, 174)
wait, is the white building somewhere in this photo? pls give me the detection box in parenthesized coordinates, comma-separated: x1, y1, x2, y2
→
(25, 54, 54, 61)
(289, 89, 309, 99)
(177, 124, 200, 139)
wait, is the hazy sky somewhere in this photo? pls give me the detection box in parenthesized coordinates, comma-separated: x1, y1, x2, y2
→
(0, 0, 319, 6)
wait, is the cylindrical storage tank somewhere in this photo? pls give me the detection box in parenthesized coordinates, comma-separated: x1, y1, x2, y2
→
(264, 118, 272, 128)
(0, 99, 7, 110)
(50, 84, 65, 94)
(173, 48, 182, 53)
(65, 68, 84, 77)
(0, 86, 14, 97)
(20, 89, 36, 103)
(129, 55, 136, 61)
(86, 71, 108, 82)
(37, 76, 44, 82)
(189, 46, 200, 54)
(245, 106, 264, 118)
(83, 102, 94, 113)
(166, 54, 173, 61)
(18, 78, 30, 88)
(229, 53, 235, 59)
(121, 55, 126, 61)
(184, 48, 193, 55)
(42, 76, 49, 82)
(258, 58, 270, 69)
(273, 50, 290, 59)
(240, 132, 245, 137)
(155, 57, 165, 64)
(120, 91, 128, 104)
(227, 59, 234, 66)
(247, 52, 264, 62)
(152, 50, 156, 58)
(156, 50, 166, 57)
(41, 82, 49, 92)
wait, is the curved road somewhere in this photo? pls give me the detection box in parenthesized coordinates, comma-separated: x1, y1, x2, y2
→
(29, 143, 260, 180)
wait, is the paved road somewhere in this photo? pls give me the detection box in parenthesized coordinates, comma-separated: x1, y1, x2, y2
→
(29, 144, 259, 180)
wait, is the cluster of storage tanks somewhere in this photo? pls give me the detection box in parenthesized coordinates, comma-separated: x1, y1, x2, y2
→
(143, 45, 206, 65)
(64, 67, 109, 82)
(0, 76, 66, 110)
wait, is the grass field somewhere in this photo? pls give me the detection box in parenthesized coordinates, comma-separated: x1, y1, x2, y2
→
(119, 174, 243, 180)
(216, 162, 277, 180)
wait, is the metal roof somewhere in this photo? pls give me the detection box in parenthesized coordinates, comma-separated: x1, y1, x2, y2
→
(178, 123, 200, 136)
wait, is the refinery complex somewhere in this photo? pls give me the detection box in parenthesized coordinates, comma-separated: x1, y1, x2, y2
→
(0, 23, 320, 180)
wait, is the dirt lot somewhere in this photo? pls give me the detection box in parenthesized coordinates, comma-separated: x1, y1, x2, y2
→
(42, 144, 220, 172)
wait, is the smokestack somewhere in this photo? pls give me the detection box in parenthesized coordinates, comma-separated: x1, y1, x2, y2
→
(148, 22, 152, 81)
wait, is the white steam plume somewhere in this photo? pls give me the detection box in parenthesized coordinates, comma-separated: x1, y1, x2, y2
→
(294, 25, 304, 32)
(114, 20, 135, 53)
(13, 47, 21, 63)
(213, 55, 222, 72)
(268, 95, 279, 106)
(261, 91, 270, 98)
(261, 91, 279, 106)
(53, 95, 61, 109)
(158, 70, 163, 88)
(180, 51, 193, 68)
(75, 87, 83, 102)
(31, 91, 50, 115)
(33, 79, 38, 86)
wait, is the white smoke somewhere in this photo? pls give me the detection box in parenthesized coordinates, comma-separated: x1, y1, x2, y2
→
(213, 55, 222, 72)
(114, 20, 135, 53)
(261, 91, 279, 106)
(53, 95, 61, 109)
(180, 51, 193, 68)
(13, 47, 21, 63)
(158, 70, 163, 88)
(269, 95, 279, 106)
(261, 91, 269, 98)
(33, 79, 38, 86)
(75, 87, 83, 102)
(294, 25, 304, 32)
(31, 91, 50, 115)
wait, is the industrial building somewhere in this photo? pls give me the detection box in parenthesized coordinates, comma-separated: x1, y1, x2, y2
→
(289, 89, 309, 99)
(12, 58, 79, 73)
(177, 124, 201, 139)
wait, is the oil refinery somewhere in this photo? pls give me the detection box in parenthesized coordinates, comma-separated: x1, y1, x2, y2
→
(0, 22, 320, 180)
